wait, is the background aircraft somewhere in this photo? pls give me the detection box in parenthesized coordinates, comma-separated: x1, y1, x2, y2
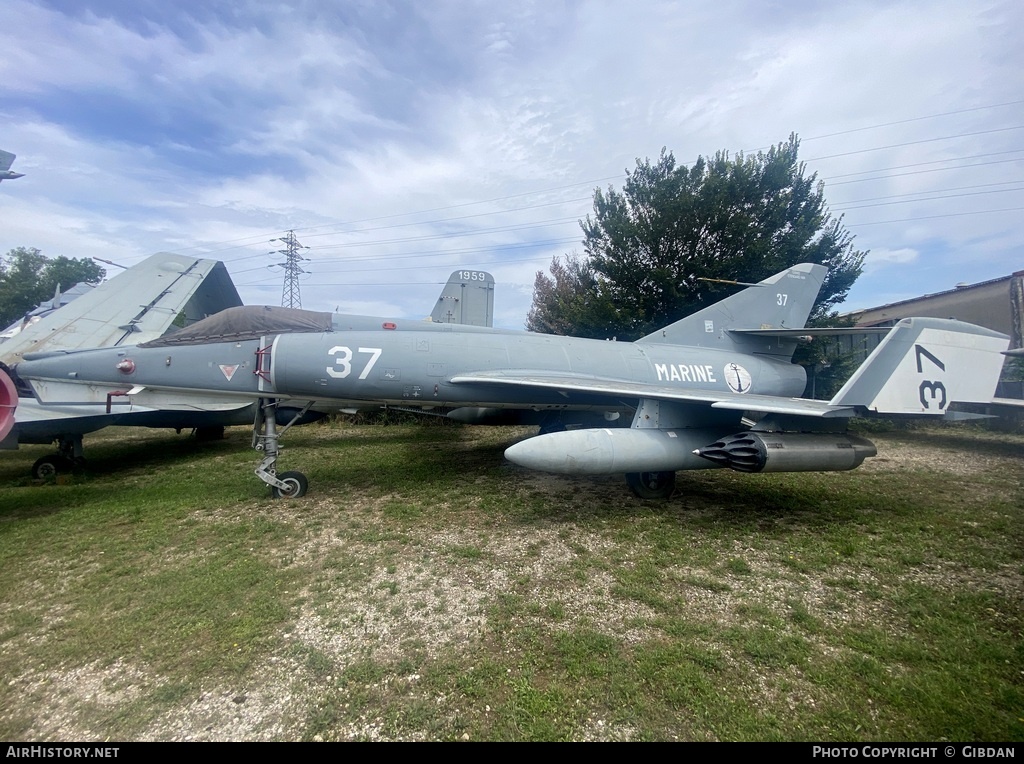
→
(0, 150, 24, 182)
(0, 282, 98, 342)
(9, 264, 1010, 498)
(429, 269, 494, 326)
(1, 262, 497, 477)
(0, 253, 245, 477)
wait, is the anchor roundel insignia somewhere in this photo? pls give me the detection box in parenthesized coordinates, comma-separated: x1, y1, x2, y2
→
(724, 362, 752, 394)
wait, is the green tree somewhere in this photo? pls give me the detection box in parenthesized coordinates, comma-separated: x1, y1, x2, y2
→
(527, 135, 865, 340)
(0, 248, 106, 328)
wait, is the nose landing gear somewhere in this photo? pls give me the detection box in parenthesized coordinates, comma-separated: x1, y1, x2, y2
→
(252, 398, 311, 498)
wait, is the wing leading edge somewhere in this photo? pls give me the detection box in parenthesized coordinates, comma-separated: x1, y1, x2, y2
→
(449, 371, 855, 419)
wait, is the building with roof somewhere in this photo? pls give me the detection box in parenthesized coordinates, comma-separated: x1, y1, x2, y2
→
(850, 271, 1023, 349)
(821, 270, 1024, 402)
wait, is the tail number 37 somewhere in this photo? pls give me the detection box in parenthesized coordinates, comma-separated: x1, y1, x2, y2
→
(327, 346, 383, 380)
(915, 344, 946, 410)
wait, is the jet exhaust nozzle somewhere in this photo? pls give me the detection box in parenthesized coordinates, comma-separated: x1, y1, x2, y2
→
(694, 431, 877, 473)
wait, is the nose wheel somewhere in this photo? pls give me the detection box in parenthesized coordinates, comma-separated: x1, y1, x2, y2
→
(271, 470, 308, 498)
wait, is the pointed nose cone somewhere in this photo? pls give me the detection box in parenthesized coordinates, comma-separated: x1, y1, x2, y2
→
(505, 435, 572, 472)
(17, 347, 124, 383)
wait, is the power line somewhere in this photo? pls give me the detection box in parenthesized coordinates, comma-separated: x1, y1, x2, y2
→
(172, 138, 1021, 264)
(800, 100, 1024, 142)
(230, 193, 1023, 289)
(151, 103, 1024, 289)
(832, 186, 1024, 212)
(298, 196, 593, 240)
(164, 175, 617, 258)
(831, 180, 1024, 205)
(805, 126, 1024, 161)
(230, 237, 581, 276)
(745, 99, 1024, 152)
(824, 156, 1024, 187)
(849, 206, 1024, 227)
(820, 149, 1024, 180)
(259, 177, 617, 242)
(221, 153, 1020, 266)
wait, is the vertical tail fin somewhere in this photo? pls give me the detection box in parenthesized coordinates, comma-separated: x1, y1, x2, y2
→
(829, 317, 1009, 414)
(636, 263, 827, 354)
(430, 270, 495, 327)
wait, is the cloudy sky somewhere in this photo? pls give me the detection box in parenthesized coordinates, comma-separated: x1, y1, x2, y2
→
(1, 0, 1021, 328)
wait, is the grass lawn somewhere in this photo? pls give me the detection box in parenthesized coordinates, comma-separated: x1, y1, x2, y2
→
(0, 420, 1020, 741)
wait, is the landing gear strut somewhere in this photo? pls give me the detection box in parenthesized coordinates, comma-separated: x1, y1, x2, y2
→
(32, 435, 85, 480)
(252, 398, 310, 498)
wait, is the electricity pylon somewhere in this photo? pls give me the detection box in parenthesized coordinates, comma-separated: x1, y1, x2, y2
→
(269, 231, 310, 309)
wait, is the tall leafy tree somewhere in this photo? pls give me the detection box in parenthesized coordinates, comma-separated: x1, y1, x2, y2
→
(527, 136, 865, 340)
(0, 247, 106, 328)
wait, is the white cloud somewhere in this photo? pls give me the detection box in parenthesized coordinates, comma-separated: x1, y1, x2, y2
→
(864, 247, 919, 272)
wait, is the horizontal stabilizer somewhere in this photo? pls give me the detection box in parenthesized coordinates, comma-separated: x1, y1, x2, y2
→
(829, 318, 1009, 414)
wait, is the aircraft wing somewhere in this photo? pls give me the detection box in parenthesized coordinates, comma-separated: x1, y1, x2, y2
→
(449, 371, 855, 418)
(0, 253, 242, 365)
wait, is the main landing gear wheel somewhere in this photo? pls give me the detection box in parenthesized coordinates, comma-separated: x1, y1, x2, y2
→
(32, 454, 75, 480)
(625, 470, 676, 500)
(271, 471, 308, 499)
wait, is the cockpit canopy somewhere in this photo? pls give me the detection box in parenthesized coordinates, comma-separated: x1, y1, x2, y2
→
(140, 305, 333, 347)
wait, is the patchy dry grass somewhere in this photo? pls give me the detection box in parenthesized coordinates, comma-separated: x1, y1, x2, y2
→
(0, 420, 1021, 741)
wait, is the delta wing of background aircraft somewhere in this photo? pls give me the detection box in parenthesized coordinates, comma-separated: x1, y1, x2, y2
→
(7, 264, 1010, 498)
(0, 264, 497, 477)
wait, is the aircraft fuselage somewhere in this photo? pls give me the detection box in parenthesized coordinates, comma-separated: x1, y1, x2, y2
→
(17, 329, 806, 414)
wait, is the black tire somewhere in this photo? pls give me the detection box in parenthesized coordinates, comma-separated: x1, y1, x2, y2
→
(32, 454, 75, 480)
(625, 470, 676, 500)
(271, 470, 308, 499)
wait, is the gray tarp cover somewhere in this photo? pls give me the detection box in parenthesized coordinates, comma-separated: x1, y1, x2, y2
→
(141, 305, 333, 347)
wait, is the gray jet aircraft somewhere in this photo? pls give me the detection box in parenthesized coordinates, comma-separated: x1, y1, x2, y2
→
(2, 265, 499, 477)
(8, 263, 1010, 498)
(0, 150, 24, 182)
